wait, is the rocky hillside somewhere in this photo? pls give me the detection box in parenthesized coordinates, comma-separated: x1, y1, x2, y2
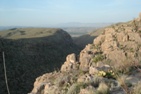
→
(30, 13, 141, 94)
(0, 28, 80, 94)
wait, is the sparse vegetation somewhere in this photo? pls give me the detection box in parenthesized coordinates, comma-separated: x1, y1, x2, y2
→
(0, 28, 80, 94)
(67, 82, 87, 94)
(132, 81, 141, 94)
(2, 13, 140, 94)
(97, 70, 116, 79)
(97, 82, 109, 94)
(28, 18, 141, 93)
(93, 54, 105, 63)
(138, 30, 141, 33)
(117, 75, 130, 94)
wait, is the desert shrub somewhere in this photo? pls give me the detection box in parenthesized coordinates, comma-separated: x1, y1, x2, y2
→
(97, 70, 116, 79)
(132, 81, 141, 94)
(116, 75, 132, 94)
(111, 60, 140, 75)
(117, 75, 127, 86)
(78, 75, 103, 88)
(118, 44, 124, 49)
(93, 54, 105, 63)
(67, 82, 87, 94)
(138, 30, 141, 33)
(20, 31, 26, 35)
(54, 75, 70, 87)
(97, 82, 109, 94)
(93, 45, 99, 49)
(97, 71, 106, 77)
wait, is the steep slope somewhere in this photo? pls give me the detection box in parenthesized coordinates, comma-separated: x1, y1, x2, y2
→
(73, 27, 105, 49)
(30, 13, 141, 94)
(0, 28, 80, 94)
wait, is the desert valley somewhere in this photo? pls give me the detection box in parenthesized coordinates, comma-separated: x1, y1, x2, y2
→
(1, 0, 141, 94)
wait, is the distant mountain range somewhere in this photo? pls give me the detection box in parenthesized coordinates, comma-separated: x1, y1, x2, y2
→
(54, 22, 113, 27)
(0, 26, 27, 31)
(0, 23, 113, 31)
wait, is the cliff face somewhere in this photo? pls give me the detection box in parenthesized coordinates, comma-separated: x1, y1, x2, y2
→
(0, 28, 80, 94)
(30, 14, 141, 94)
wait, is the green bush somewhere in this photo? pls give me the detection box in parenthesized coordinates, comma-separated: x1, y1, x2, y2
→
(93, 54, 105, 63)
(97, 70, 116, 79)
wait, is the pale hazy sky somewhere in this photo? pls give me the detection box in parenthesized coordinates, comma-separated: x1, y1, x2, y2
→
(0, 0, 141, 26)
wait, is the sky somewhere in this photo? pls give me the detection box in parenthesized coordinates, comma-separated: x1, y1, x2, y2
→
(0, 0, 141, 26)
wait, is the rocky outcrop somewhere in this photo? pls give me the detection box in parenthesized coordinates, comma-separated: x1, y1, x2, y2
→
(0, 28, 80, 94)
(93, 23, 141, 64)
(61, 53, 79, 72)
(30, 14, 141, 94)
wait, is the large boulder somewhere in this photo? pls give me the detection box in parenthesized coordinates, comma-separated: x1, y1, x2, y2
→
(61, 53, 79, 72)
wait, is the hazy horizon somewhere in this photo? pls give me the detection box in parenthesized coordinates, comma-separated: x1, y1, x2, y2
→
(1, 0, 141, 26)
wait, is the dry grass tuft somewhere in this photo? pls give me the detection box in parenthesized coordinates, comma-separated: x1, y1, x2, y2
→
(132, 81, 141, 94)
(97, 82, 109, 94)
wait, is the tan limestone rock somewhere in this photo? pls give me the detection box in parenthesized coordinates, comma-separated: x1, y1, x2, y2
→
(61, 53, 79, 72)
(93, 34, 105, 45)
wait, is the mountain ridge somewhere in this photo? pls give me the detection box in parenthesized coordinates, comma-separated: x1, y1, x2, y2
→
(0, 28, 80, 94)
(30, 13, 141, 94)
